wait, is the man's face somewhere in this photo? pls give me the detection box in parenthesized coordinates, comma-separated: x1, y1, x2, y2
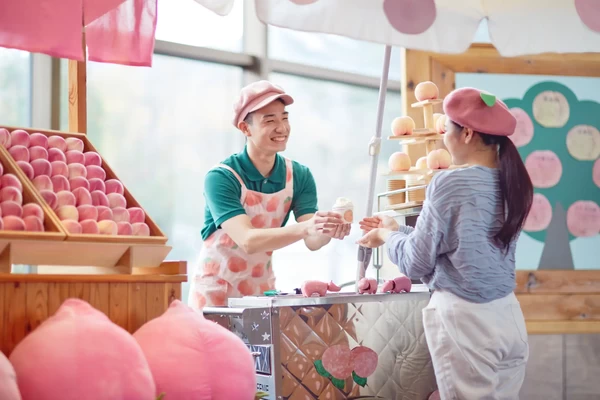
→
(241, 100, 290, 154)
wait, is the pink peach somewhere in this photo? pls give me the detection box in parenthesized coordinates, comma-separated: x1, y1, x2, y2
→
(88, 178, 105, 193)
(48, 135, 67, 152)
(0, 201, 22, 217)
(86, 165, 106, 181)
(127, 207, 145, 224)
(0, 128, 11, 148)
(10, 129, 30, 148)
(77, 205, 98, 222)
(61, 220, 82, 234)
(29, 146, 48, 161)
(80, 219, 99, 234)
(17, 161, 34, 180)
(33, 175, 53, 192)
(391, 116, 415, 136)
(9, 145, 29, 162)
(65, 150, 85, 165)
(1, 174, 23, 191)
(48, 148, 67, 163)
(66, 137, 84, 152)
(40, 190, 58, 210)
(51, 175, 70, 193)
(56, 190, 76, 208)
(22, 203, 44, 220)
(29, 133, 49, 149)
(91, 191, 109, 207)
(50, 161, 68, 177)
(96, 206, 113, 221)
(117, 221, 133, 236)
(83, 152, 102, 167)
(57, 205, 79, 221)
(105, 179, 124, 195)
(388, 152, 412, 171)
(0, 161, 3, 176)
(132, 222, 150, 236)
(31, 159, 52, 178)
(69, 176, 89, 191)
(68, 163, 87, 179)
(112, 207, 130, 223)
(0, 187, 22, 205)
(72, 187, 92, 206)
(24, 215, 44, 232)
(3, 216, 25, 231)
(107, 193, 126, 209)
(98, 220, 118, 235)
(415, 81, 439, 101)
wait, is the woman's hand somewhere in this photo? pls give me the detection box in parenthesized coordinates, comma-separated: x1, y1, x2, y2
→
(325, 223, 351, 240)
(356, 228, 392, 248)
(359, 215, 399, 232)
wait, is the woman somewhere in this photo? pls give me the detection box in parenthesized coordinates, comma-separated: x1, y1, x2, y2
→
(358, 87, 533, 399)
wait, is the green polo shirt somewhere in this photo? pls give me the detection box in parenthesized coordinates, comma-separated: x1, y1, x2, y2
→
(201, 147, 318, 240)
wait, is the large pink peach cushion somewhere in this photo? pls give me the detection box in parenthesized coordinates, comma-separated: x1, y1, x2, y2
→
(133, 300, 256, 400)
(9, 298, 155, 400)
(0, 352, 20, 400)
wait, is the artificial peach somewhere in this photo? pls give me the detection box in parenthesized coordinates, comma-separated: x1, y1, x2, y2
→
(0, 201, 22, 217)
(72, 187, 92, 206)
(391, 116, 415, 136)
(69, 176, 89, 191)
(48, 136, 67, 152)
(132, 222, 150, 236)
(77, 205, 98, 222)
(68, 163, 87, 179)
(88, 178, 105, 193)
(127, 207, 145, 224)
(415, 156, 428, 170)
(80, 219, 99, 234)
(9, 145, 29, 162)
(66, 137, 84, 152)
(117, 221, 133, 236)
(65, 150, 85, 165)
(388, 152, 412, 172)
(3, 216, 25, 231)
(83, 152, 102, 167)
(1, 174, 22, 191)
(57, 205, 78, 221)
(61, 220, 82, 234)
(427, 149, 452, 170)
(23, 203, 43, 220)
(91, 191, 109, 207)
(436, 114, 447, 134)
(105, 179, 124, 195)
(29, 133, 48, 149)
(86, 165, 106, 181)
(107, 193, 127, 209)
(415, 81, 439, 101)
(50, 161, 68, 177)
(96, 206, 113, 221)
(29, 146, 48, 161)
(0, 128, 11, 148)
(51, 175, 70, 193)
(56, 191, 76, 208)
(98, 220, 118, 235)
(33, 175, 53, 192)
(31, 159, 52, 177)
(112, 207, 130, 223)
(24, 215, 44, 232)
(40, 190, 58, 210)
(48, 148, 67, 163)
(10, 130, 30, 148)
(0, 187, 22, 205)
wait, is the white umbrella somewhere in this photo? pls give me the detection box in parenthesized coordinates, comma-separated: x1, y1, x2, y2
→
(193, 0, 600, 56)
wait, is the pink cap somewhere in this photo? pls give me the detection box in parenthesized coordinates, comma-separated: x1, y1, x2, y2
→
(232, 80, 294, 127)
(442, 87, 516, 136)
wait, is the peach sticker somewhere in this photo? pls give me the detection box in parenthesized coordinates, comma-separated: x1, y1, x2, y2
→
(566, 125, 600, 161)
(509, 108, 534, 147)
(525, 150, 563, 188)
(567, 201, 600, 237)
(532, 91, 570, 128)
(524, 193, 553, 232)
(593, 159, 600, 188)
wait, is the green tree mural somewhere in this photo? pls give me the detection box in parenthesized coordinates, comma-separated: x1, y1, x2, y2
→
(504, 82, 600, 270)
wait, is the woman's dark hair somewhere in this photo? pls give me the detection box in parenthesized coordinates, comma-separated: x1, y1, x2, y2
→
(452, 121, 534, 251)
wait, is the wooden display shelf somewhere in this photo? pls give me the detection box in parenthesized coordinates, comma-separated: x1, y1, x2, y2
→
(385, 201, 424, 211)
(387, 132, 441, 142)
(383, 164, 466, 180)
(0, 126, 167, 246)
(410, 99, 443, 108)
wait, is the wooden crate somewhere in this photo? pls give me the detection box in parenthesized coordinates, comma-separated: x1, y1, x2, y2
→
(0, 154, 65, 242)
(0, 260, 186, 356)
(0, 126, 167, 245)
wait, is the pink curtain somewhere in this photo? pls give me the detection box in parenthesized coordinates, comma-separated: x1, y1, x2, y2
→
(0, 0, 157, 66)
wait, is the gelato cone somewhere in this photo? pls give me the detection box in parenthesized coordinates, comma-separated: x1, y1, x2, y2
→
(332, 197, 354, 223)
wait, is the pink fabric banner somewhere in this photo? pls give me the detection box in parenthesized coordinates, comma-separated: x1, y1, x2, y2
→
(0, 0, 157, 66)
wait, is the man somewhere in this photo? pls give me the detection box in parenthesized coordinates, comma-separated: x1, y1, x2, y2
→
(188, 80, 351, 309)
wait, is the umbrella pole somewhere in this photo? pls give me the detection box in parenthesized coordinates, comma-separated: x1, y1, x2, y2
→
(355, 45, 392, 289)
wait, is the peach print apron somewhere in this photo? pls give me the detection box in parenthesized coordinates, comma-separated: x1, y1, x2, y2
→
(189, 158, 294, 309)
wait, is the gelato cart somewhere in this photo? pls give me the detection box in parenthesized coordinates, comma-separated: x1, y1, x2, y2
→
(203, 285, 436, 400)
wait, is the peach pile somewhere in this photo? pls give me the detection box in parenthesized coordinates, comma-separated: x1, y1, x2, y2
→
(0, 160, 45, 232)
(0, 128, 150, 237)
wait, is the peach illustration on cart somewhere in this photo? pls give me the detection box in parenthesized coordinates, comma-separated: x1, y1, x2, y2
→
(314, 344, 379, 389)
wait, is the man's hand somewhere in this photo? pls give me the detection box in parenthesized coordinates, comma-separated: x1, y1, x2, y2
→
(359, 215, 399, 232)
(325, 223, 351, 240)
(302, 211, 345, 236)
(356, 228, 392, 248)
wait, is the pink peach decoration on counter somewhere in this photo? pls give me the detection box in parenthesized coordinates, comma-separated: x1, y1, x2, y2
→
(314, 344, 379, 390)
(0, 128, 150, 236)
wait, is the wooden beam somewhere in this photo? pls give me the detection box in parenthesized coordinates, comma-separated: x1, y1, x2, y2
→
(516, 270, 600, 294)
(427, 43, 600, 77)
(517, 294, 600, 321)
(526, 320, 600, 335)
(68, 34, 87, 133)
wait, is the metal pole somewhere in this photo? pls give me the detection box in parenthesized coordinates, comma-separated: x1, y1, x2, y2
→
(356, 45, 392, 289)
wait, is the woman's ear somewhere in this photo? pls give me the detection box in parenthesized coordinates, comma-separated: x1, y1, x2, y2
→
(463, 128, 474, 145)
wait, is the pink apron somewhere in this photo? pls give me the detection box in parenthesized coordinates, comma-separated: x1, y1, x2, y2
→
(188, 158, 294, 309)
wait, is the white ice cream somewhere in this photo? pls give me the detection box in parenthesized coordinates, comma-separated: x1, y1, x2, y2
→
(332, 197, 354, 223)
(333, 197, 353, 209)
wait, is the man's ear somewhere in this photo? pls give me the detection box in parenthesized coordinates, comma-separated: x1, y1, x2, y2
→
(237, 121, 251, 137)
(463, 127, 474, 145)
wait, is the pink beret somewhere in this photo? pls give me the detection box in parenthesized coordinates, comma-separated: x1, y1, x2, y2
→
(442, 87, 516, 136)
(233, 80, 294, 127)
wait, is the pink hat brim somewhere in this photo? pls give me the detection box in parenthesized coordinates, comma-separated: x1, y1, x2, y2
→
(236, 93, 294, 127)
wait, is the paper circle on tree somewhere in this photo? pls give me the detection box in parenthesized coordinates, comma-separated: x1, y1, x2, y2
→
(566, 125, 600, 161)
(532, 91, 570, 128)
(594, 159, 600, 188)
(567, 200, 600, 237)
(525, 150, 563, 188)
(383, 0, 437, 35)
(509, 108, 534, 147)
(523, 193, 553, 232)
(575, 0, 600, 33)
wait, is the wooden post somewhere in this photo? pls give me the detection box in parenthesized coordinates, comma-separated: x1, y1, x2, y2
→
(68, 33, 87, 134)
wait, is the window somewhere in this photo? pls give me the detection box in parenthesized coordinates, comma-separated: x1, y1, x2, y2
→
(269, 27, 403, 81)
(0, 48, 31, 126)
(270, 73, 402, 290)
(60, 56, 243, 283)
(155, 0, 243, 52)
